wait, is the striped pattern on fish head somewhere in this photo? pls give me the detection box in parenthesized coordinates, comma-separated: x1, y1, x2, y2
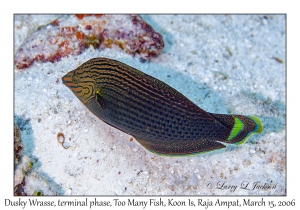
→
(62, 60, 99, 105)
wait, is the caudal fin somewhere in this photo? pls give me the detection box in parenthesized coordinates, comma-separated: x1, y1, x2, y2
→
(229, 115, 263, 145)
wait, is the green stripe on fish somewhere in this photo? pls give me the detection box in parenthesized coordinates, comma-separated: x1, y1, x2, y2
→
(227, 117, 244, 141)
(62, 57, 263, 156)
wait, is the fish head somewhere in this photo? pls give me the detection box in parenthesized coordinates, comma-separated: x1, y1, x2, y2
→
(62, 65, 97, 104)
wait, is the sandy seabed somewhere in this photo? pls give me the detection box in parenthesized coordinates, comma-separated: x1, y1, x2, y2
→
(14, 14, 285, 195)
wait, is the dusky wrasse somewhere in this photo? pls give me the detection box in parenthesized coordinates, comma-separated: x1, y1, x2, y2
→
(62, 57, 263, 156)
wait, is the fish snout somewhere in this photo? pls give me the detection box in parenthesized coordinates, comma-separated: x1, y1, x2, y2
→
(62, 71, 74, 86)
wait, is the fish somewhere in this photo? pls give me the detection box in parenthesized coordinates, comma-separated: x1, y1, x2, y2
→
(62, 57, 263, 156)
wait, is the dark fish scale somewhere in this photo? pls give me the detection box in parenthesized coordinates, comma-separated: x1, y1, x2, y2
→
(62, 57, 263, 156)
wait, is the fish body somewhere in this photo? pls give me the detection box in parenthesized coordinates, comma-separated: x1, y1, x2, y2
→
(62, 57, 262, 156)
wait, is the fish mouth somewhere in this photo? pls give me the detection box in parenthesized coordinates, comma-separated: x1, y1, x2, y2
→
(62, 70, 75, 86)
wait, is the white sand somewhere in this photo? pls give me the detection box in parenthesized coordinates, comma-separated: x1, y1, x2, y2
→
(14, 14, 285, 195)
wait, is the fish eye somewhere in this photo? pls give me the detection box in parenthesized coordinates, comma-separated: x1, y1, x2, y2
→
(72, 75, 79, 84)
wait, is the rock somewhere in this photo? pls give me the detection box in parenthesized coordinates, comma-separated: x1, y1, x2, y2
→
(15, 14, 164, 69)
(14, 124, 23, 167)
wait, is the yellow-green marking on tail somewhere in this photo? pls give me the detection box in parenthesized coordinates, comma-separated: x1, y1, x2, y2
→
(234, 115, 263, 145)
(227, 116, 244, 141)
(248, 116, 263, 133)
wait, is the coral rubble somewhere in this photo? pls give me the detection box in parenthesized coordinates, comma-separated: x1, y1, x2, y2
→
(15, 14, 164, 69)
(14, 124, 23, 167)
